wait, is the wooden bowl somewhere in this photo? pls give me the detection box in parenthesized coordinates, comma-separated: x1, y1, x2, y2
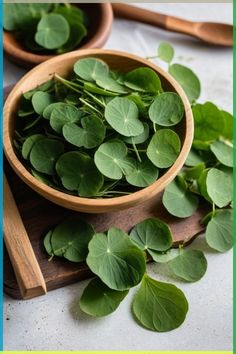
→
(4, 49, 193, 213)
(3, 4, 113, 68)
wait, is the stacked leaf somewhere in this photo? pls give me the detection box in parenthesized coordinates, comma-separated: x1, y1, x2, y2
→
(14, 57, 184, 198)
(3, 4, 88, 53)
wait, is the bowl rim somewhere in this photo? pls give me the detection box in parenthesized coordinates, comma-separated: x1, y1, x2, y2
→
(3, 3, 113, 66)
(4, 49, 193, 211)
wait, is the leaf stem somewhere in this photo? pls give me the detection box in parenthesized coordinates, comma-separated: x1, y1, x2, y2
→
(132, 141, 142, 162)
(54, 74, 83, 94)
(79, 98, 102, 115)
(153, 122, 157, 132)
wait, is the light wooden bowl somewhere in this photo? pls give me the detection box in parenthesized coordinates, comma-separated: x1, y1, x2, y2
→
(4, 49, 193, 213)
(3, 4, 113, 68)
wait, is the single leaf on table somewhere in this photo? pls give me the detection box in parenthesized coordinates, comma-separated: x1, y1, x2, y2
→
(125, 158, 159, 187)
(56, 151, 104, 197)
(32, 91, 55, 115)
(149, 92, 184, 126)
(30, 138, 65, 175)
(210, 140, 233, 167)
(205, 209, 233, 252)
(130, 218, 173, 252)
(147, 129, 181, 168)
(86, 228, 146, 291)
(94, 140, 135, 180)
(22, 134, 45, 160)
(74, 57, 109, 82)
(158, 42, 174, 63)
(206, 168, 232, 208)
(80, 278, 129, 317)
(193, 102, 225, 142)
(124, 67, 162, 93)
(50, 217, 95, 261)
(35, 13, 70, 49)
(132, 274, 188, 332)
(169, 249, 207, 282)
(169, 63, 200, 103)
(163, 176, 199, 218)
(63, 116, 106, 149)
(105, 97, 144, 137)
(50, 103, 83, 133)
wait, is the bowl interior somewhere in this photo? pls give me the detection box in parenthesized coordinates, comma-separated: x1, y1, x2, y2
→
(4, 50, 192, 213)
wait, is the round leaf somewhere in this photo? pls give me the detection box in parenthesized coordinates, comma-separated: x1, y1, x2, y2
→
(96, 76, 128, 94)
(130, 218, 173, 252)
(124, 67, 162, 93)
(63, 116, 105, 149)
(56, 151, 104, 197)
(132, 274, 188, 332)
(149, 92, 184, 127)
(43, 230, 53, 256)
(86, 228, 146, 291)
(80, 278, 128, 317)
(50, 217, 95, 262)
(74, 57, 109, 82)
(125, 159, 159, 187)
(122, 122, 149, 145)
(147, 129, 181, 168)
(43, 102, 65, 120)
(169, 63, 200, 103)
(205, 209, 233, 252)
(30, 138, 65, 175)
(169, 250, 207, 282)
(35, 14, 70, 49)
(185, 149, 205, 167)
(158, 42, 174, 63)
(105, 97, 144, 137)
(149, 248, 179, 263)
(22, 134, 44, 160)
(210, 140, 233, 167)
(32, 91, 55, 115)
(206, 168, 232, 208)
(163, 177, 199, 218)
(50, 103, 83, 133)
(94, 140, 135, 180)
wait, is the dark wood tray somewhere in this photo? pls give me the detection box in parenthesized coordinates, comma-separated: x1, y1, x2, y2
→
(4, 86, 209, 299)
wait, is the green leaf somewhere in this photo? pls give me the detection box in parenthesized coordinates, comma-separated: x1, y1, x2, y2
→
(43, 230, 53, 256)
(63, 116, 106, 149)
(56, 151, 104, 197)
(149, 92, 184, 127)
(147, 129, 181, 168)
(158, 42, 174, 63)
(206, 168, 232, 208)
(22, 134, 44, 160)
(86, 228, 146, 291)
(169, 63, 200, 103)
(163, 176, 199, 218)
(221, 110, 233, 140)
(94, 140, 135, 180)
(149, 248, 179, 263)
(124, 67, 162, 93)
(193, 102, 225, 142)
(105, 97, 144, 137)
(205, 209, 233, 252)
(130, 218, 173, 252)
(43, 102, 65, 120)
(50, 217, 95, 261)
(50, 103, 83, 134)
(84, 82, 117, 97)
(197, 168, 212, 203)
(32, 91, 55, 115)
(57, 22, 87, 53)
(125, 158, 159, 187)
(96, 76, 128, 94)
(74, 58, 109, 82)
(23, 79, 54, 100)
(30, 138, 64, 175)
(210, 140, 233, 167)
(122, 122, 149, 145)
(169, 250, 207, 282)
(80, 278, 128, 317)
(132, 274, 188, 332)
(185, 149, 205, 167)
(35, 13, 70, 49)
(183, 163, 205, 180)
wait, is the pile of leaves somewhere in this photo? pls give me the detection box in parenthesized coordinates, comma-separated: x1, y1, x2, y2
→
(3, 3, 88, 54)
(13, 57, 185, 197)
(42, 42, 233, 333)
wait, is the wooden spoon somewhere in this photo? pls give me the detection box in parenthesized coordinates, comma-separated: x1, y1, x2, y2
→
(112, 4, 233, 47)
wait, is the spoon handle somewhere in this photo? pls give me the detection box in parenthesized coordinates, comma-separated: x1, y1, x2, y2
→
(3, 174, 47, 299)
(112, 4, 194, 37)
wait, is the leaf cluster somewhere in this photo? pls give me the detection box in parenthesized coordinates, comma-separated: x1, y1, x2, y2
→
(14, 57, 184, 198)
(3, 3, 88, 53)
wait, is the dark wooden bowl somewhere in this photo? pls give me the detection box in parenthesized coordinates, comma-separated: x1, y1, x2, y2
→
(3, 4, 113, 68)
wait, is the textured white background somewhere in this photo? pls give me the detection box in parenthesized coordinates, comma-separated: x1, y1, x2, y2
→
(4, 3, 233, 351)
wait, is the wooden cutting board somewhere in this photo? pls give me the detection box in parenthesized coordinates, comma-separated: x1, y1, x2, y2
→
(3, 87, 209, 299)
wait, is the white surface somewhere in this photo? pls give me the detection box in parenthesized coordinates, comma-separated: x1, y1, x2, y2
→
(4, 3, 233, 351)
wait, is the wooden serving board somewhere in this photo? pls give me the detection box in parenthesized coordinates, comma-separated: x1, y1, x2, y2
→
(3, 87, 209, 299)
